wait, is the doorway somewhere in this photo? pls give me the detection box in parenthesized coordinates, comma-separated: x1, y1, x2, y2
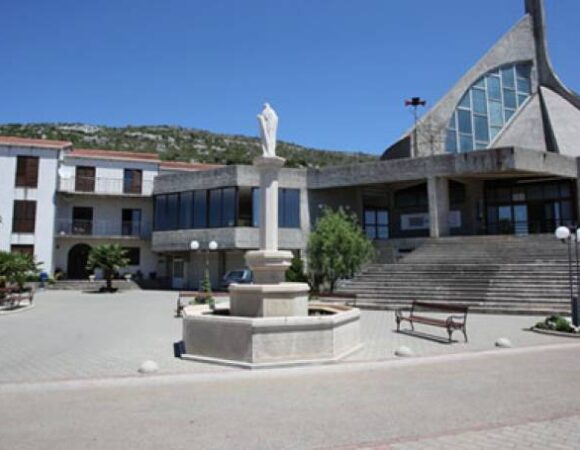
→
(172, 258, 186, 290)
(68, 243, 92, 279)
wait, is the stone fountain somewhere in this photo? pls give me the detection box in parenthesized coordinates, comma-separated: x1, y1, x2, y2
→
(181, 104, 361, 368)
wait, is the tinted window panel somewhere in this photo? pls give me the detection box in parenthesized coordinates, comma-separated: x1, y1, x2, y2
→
(457, 110, 472, 133)
(489, 101, 503, 126)
(472, 89, 487, 115)
(222, 188, 236, 227)
(179, 191, 193, 229)
(193, 191, 207, 228)
(166, 194, 179, 230)
(252, 188, 260, 227)
(474, 115, 489, 142)
(487, 76, 501, 100)
(501, 66, 515, 89)
(281, 189, 300, 228)
(209, 189, 222, 227)
(459, 134, 473, 152)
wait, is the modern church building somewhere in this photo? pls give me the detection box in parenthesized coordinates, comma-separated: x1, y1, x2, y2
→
(1, 0, 578, 303)
(152, 0, 580, 292)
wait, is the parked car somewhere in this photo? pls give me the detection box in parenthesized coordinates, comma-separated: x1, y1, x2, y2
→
(221, 269, 253, 288)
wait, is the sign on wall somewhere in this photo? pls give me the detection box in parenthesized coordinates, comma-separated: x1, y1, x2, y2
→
(401, 211, 462, 231)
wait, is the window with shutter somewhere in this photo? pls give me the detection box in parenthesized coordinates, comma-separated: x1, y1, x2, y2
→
(123, 169, 142, 194)
(75, 166, 96, 192)
(15, 156, 39, 187)
(12, 200, 37, 233)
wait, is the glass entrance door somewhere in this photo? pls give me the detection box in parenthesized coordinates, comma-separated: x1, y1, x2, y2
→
(172, 258, 186, 290)
(513, 204, 528, 235)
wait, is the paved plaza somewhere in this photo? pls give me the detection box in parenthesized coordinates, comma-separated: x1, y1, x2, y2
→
(1, 289, 580, 449)
(0, 289, 569, 384)
(0, 289, 572, 384)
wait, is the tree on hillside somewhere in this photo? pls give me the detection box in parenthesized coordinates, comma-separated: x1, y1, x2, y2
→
(307, 207, 374, 293)
(86, 244, 130, 293)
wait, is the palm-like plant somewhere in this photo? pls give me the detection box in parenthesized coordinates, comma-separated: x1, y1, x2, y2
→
(86, 244, 130, 292)
(0, 251, 40, 290)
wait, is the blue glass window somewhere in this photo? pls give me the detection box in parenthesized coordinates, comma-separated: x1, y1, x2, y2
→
(472, 89, 487, 114)
(166, 194, 179, 230)
(446, 130, 457, 152)
(458, 110, 472, 133)
(208, 187, 237, 227)
(505, 109, 515, 122)
(487, 76, 501, 100)
(154, 195, 167, 231)
(503, 89, 516, 109)
(179, 191, 193, 229)
(460, 134, 473, 152)
(446, 62, 533, 154)
(193, 190, 207, 228)
(489, 101, 503, 127)
(252, 188, 301, 228)
(474, 116, 489, 142)
(364, 208, 389, 240)
(501, 66, 515, 89)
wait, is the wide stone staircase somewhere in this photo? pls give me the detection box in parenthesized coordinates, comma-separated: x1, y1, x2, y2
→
(336, 235, 573, 314)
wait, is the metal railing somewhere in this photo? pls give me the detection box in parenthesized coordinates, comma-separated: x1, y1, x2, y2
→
(56, 219, 152, 239)
(58, 176, 154, 196)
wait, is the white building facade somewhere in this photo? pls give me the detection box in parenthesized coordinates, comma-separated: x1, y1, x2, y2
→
(0, 137, 216, 283)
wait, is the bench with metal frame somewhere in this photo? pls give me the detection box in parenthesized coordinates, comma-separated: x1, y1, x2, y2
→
(395, 301, 469, 343)
(0, 287, 34, 309)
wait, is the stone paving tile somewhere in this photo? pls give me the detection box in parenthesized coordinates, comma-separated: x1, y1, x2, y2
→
(386, 415, 580, 450)
(346, 308, 567, 362)
(0, 290, 571, 384)
(331, 415, 580, 450)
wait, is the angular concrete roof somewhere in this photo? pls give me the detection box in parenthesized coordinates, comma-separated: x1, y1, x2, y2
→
(381, 0, 580, 161)
(493, 94, 547, 152)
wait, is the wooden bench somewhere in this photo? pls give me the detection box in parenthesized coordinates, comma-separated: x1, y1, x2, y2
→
(395, 301, 468, 342)
(0, 287, 34, 309)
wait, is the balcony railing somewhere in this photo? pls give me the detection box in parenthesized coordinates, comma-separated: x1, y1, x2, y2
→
(56, 219, 152, 239)
(58, 176, 154, 196)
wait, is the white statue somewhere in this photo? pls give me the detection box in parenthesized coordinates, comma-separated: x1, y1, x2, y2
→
(257, 103, 278, 157)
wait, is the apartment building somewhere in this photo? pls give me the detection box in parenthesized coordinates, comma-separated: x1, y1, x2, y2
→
(0, 136, 217, 281)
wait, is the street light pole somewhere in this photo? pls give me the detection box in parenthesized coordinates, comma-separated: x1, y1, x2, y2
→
(405, 97, 426, 158)
(555, 226, 580, 326)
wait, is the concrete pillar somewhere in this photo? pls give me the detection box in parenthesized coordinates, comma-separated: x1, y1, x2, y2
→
(427, 176, 450, 238)
(255, 156, 285, 251)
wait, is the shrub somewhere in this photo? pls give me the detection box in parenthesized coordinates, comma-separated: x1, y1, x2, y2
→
(286, 255, 308, 283)
(196, 271, 215, 309)
(307, 207, 374, 292)
(536, 315, 576, 333)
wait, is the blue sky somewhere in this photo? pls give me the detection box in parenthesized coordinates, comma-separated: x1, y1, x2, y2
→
(0, 0, 578, 155)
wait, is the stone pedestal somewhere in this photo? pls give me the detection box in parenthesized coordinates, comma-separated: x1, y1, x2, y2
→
(229, 282, 309, 317)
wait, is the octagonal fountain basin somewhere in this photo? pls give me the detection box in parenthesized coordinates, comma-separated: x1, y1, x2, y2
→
(181, 303, 362, 369)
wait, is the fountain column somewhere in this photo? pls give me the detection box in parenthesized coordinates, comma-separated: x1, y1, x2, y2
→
(229, 106, 309, 317)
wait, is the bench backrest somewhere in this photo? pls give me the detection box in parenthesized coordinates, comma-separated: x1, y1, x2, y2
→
(411, 301, 468, 315)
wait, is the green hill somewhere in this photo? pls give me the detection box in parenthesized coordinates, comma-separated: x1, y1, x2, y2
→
(0, 123, 376, 168)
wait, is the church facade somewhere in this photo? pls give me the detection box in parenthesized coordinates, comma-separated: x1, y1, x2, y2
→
(152, 0, 580, 287)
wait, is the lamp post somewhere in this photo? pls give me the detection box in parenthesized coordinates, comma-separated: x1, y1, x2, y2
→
(189, 239, 218, 307)
(555, 226, 580, 326)
(405, 97, 426, 158)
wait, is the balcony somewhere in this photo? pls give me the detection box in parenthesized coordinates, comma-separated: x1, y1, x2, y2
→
(58, 176, 154, 196)
(56, 219, 152, 239)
